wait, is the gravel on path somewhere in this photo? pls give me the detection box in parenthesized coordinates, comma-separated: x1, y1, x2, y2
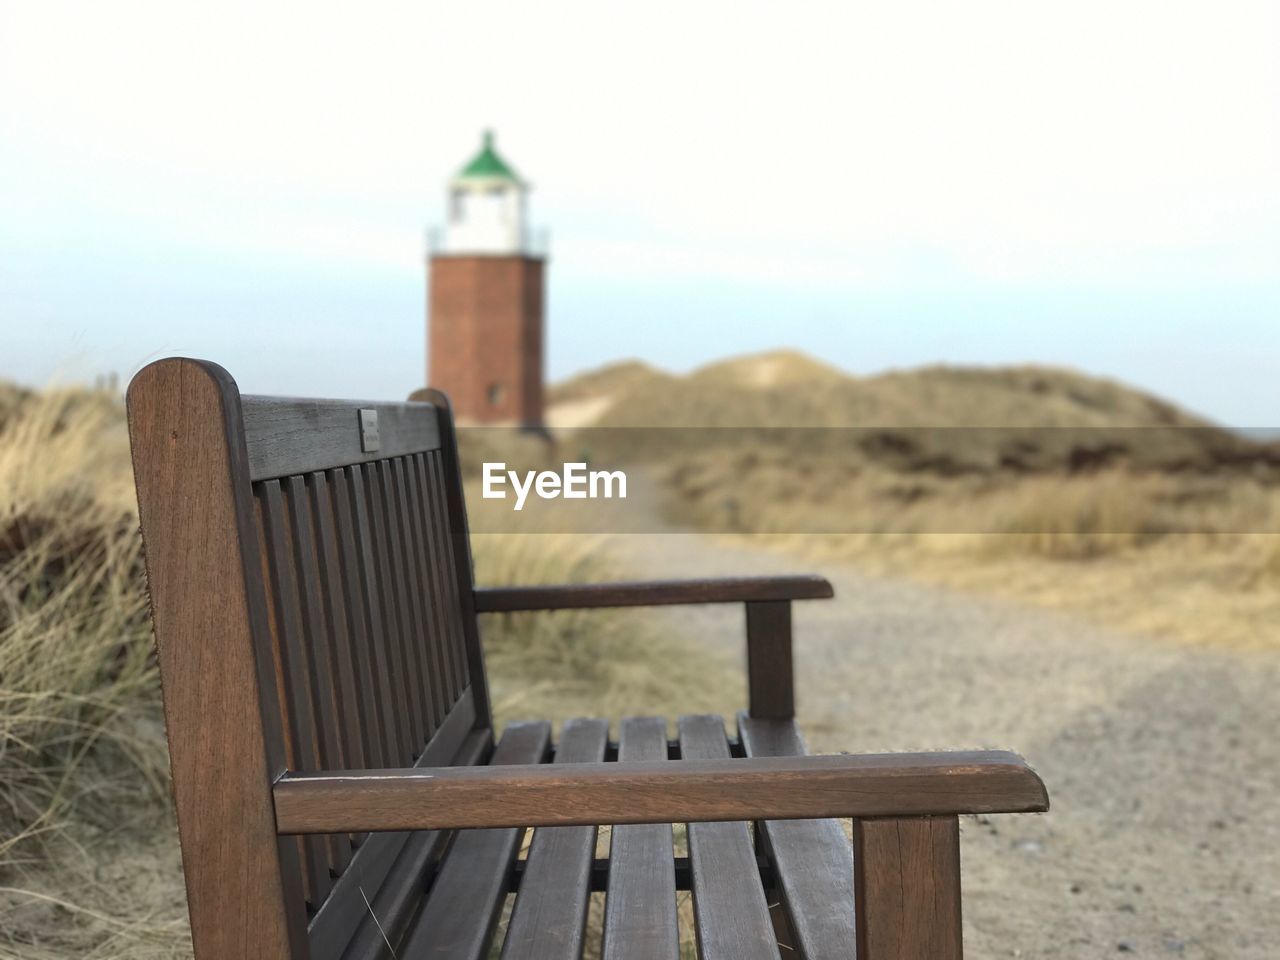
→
(616, 531, 1280, 960)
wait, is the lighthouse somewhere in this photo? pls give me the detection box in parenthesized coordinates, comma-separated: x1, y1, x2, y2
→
(426, 131, 546, 426)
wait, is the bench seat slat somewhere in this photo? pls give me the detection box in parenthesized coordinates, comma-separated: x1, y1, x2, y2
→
(678, 715, 781, 960)
(500, 718, 610, 960)
(739, 714, 857, 960)
(311, 688, 479, 960)
(335, 728, 492, 960)
(602, 717, 679, 960)
(399, 721, 552, 960)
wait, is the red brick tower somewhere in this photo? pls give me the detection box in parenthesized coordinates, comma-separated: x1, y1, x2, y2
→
(428, 132, 545, 426)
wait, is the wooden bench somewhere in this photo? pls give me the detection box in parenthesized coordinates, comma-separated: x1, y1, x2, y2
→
(127, 357, 1049, 960)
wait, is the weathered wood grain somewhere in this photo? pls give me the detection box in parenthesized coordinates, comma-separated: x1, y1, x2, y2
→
(346, 465, 413, 762)
(397, 722, 551, 960)
(306, 471, 370, 772)
(387, 456, 437, 736)
(424, 450, 471, 698)
(739, 714, 857, 959)
(259, 478, 341, 899)
(602, 717, 680, 960)
(679, 714, 781, 960)
(398, 455, 450, 730)
(330, 733, 491, 960)
(854, 816, 963, 960)
(364, 460, 423, 754)
(501, 718, 609, 960)
(274, 749, 1048, 834)
(474, 575, 834, 612)
(306, 690, 481, 959)
(329, 466, 393, 767)
(127, 357, 309, 958)
(745, 601, 794, 720)
(420, 402, 493, 729)
(241, 394, 441, 481)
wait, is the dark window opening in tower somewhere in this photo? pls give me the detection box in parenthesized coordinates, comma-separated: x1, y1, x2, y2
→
(487, 383, 505, 406)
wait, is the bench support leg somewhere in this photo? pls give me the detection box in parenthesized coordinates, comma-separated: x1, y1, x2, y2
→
(745, 600, 794, 719)
(854, 815, 963, 960)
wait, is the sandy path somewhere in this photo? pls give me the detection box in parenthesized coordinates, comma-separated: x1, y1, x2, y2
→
(612, 529, 1280, 959)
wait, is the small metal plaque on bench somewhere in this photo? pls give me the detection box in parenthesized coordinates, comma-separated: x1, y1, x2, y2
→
(358, 408, 380, 453)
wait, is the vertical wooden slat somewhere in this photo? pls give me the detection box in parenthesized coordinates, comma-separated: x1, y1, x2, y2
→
(329, 467, 389, 768)
(854, 816, 963, 960)
(420, 399, 494, 730)
(286, 477, 349, 775)
(413, 452, 461, 700)
(424, 450, 476, 701)
(398, 722, 552, 959)
(602, 716, 680, 960)
(252, 492, 316, 911)
(305, 691, 483, 960)
(678, 715, 781, 960)
(745, 601, 794, 720)
(400, 455, 451, 728)
(307, 471, 369, 773)
(391, 456, 443, 732)
(346, 465, 411, 764)
(287, 475, 355, 872)
(739, 714, 857, 959)
(360, 462, 414, 762)
(386, 458, 435, 743)
(417, 453, 463, 701)
(370, 459, 426, 755)
(127, 357, 308, 959)
(259, 481, 337, 901)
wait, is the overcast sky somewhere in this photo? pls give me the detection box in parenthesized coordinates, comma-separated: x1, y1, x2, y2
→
(2, 1, 1277, 423)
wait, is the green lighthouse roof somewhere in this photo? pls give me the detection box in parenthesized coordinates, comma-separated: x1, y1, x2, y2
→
(456, 130, 522, 183)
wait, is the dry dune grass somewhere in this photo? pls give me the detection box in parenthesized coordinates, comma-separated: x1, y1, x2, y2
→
(552, 350, 1212, 429)
(0, 386, 164, 857)
(652, 446, 1280, 649)
(0, 387, 184, 958)
(469, 509, 737, 730)
(546, 359, 666, 407)
(1260, 536, 1280, 585)
(552, 353, 1280, 651)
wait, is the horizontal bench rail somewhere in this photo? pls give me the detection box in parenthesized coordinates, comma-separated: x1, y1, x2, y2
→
(473, 575, 834, 612)
(241, 394, 443, 481)
(273, 749, 1047, 835)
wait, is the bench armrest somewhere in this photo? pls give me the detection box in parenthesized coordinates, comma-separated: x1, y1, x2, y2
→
(473, 575, 834, 613)
(272, 750, 1047, 835)
(473, 575, 833, 721)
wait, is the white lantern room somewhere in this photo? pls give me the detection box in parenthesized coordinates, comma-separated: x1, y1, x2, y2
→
(442, 130, 529, 255)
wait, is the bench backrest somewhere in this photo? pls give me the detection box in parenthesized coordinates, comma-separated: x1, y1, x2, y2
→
(128, 358, 493, 959)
